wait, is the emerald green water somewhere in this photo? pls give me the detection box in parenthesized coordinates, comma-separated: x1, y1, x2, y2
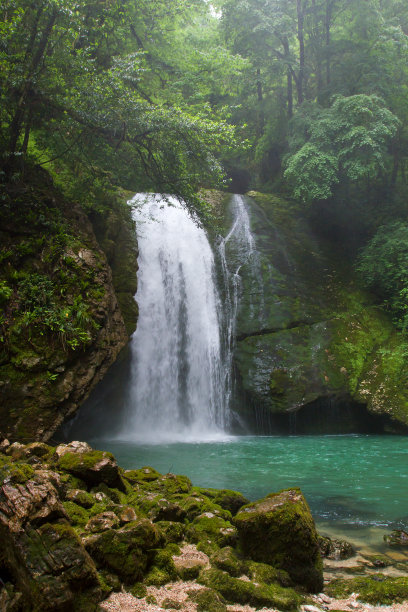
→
(91, 434, 408, 551)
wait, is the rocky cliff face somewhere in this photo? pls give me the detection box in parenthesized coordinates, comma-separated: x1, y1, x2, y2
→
(0, 169, 135, 441)
(226, 192, 408, 433)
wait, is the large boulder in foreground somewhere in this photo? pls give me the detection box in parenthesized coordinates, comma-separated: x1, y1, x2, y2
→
(234, 487, 323, 592)
(0, 460, 103, 611)
(56, 442, 122, 489)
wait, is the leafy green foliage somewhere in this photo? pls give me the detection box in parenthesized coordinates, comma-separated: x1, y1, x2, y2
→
(357, 222, 408, 329)
(284, 95, 399, 203)
(0, 0, 236, 216)
(16, 273, 98, 350)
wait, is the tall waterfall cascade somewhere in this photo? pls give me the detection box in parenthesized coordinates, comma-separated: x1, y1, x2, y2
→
(118, 194, 229, 442)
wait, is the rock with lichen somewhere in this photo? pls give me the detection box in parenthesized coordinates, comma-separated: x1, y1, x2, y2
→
(234, 487, 323, 592)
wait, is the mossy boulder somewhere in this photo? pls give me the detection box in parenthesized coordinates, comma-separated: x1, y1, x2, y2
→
(63, 500, 90, 528)
(188, 513, 238, 551)
(84, 519, 162, 583)
(210, 546, 247, 577)
(383, 529, 408, 547)
(85, 511, 120, 533)
(188, 587, 227, 612)
(156, 520, 186, 543)
(0, 519, 103, 611)
(65, 488, 95, 509)
(212, 489, 250, 515)
(234, 488, 323, 592)
(124, 466, 161, 484)
(318, 534, 354, 559)
(194, 487, 249, 515)
(144, 548, 177, 586)
(198, 568, 301, 610)
(248, 560, 293, 588)
(57, 449, 122, 488)
(150, 473, 192, 495)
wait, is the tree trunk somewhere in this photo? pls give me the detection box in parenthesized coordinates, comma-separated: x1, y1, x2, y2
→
(325, 0, 332, 85)
(296, 0, 306, 105)
(283, 38, 293, 118)
(256, 67, 264, 136)
(7, 8, 57, 167)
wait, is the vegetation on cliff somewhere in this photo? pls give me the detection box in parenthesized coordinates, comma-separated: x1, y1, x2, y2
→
(0, 168, 130, 441)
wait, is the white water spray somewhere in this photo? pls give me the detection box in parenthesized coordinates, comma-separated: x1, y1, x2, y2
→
(118, 194, 228, 442)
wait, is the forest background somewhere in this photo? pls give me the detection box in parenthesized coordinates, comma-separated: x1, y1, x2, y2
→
(2, 0, 408, 342)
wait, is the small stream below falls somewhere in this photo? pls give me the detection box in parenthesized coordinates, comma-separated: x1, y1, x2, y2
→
(62, 193, 408, 551)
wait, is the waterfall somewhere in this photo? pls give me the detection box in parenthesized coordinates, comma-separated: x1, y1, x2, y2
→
(118, 194, 228, 442)
(217, 195, 260, 414)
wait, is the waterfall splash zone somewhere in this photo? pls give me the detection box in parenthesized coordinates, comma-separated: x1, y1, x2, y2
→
(116, 193, 230, 443)
(61, 193, 408, 549)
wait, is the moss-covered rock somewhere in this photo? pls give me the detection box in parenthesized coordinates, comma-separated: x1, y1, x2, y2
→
(383, 529, 408, 547)
(234, 488, 323, 592)
(248, 560, 293, 588)
(84, 519, 162, 583)
(144, 548, 177, 585)
(188, 587, 227, 612)
(210, 546, 247, 577)
(85, 511, 120, 533)
(0, 169, 129, 442)
(228, 191, 408, 431)
(63, 500, 90, 528)
(187, 513, 238, 552)
(65, 488, 95, 509)
(194, 487, 249, 516)
(326, 574, 408, 605)
(57, 449, 122, 488)
(0, 519, 103, 611)
(318, 534, 354, 559)
(124, 466, 162, 484)
(156, 520, 186, 543)
(198, 568, 301, 610)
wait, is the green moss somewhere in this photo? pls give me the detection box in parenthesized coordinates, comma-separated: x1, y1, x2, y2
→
(66, 489, 95, 509)
(188, 587, 227, 612)
(98, 570, 121, 592)
(130, 583, 147, 598)
(180, 495, 231, 521)
(150, 473, 192, 496)
(63, 501, 90, 527)
(124, 466, 161, 484)
(145, 548, 177, 585)
(144, 566, 173, 586)
(326, 575, 408, 605)
(0, 459, 34, 484)
(156, 521, 186, 543)
(210, 547, 247, 577)
(165, 543, 181, 556)
(91, 483, 123, 504)
(59, 472, 87, 491)
(58, 450, 112, 472)
(188, 514, 237, 551)
(85, 519, 162, 583)
(246, 560, 292, 587)
(234, 488, 323, 592)
(198, 568, 301, 610)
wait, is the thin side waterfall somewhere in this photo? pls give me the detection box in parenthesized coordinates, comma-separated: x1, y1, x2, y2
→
(117, 194, 228, 442)
(218, 195, 260, 410)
